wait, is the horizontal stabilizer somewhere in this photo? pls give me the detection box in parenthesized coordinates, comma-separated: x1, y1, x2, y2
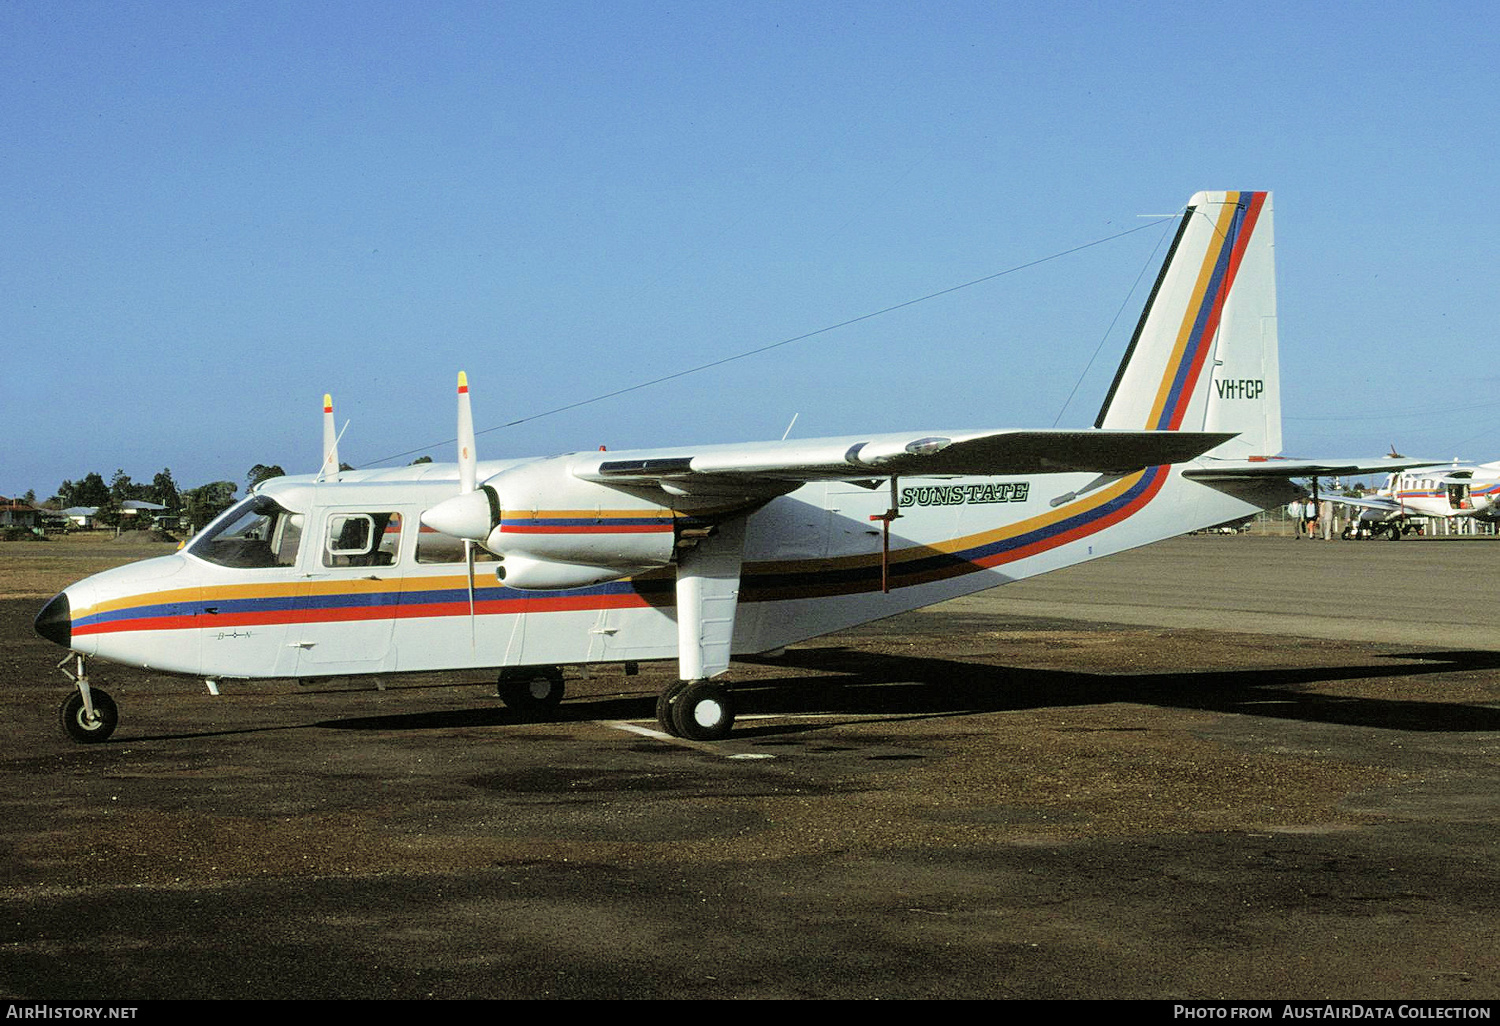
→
(1182, 456, 1434, 482)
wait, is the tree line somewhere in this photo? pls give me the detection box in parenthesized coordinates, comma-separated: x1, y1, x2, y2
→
(37, 456, 432, 533)
(45, 465, 288, 532)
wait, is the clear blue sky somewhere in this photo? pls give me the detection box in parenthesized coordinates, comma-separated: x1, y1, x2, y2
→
(5, 1, 1497, 500)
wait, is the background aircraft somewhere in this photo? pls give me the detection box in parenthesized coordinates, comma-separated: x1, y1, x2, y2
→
(1322, 462, 1500, 539)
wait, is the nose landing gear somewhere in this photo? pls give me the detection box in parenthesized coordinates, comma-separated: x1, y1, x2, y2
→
(56, 654, 118, 744)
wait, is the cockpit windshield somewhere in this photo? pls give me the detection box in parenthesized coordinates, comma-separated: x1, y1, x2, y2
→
(187, 495, 304, 569)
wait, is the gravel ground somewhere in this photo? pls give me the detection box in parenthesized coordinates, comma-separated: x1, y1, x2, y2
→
(3, 537, 1499, 1000)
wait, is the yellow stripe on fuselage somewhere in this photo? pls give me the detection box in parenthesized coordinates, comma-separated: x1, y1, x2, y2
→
(749, 470, 1147, 574)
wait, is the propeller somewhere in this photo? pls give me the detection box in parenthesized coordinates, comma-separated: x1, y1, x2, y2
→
(420, 372, 498, 542)
(417, 372, 492, 642)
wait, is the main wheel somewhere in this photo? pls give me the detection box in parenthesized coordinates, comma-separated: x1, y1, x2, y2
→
(670, 680, 735, 741)
(59, 688, 118, 744)
(656, 679, 690, 737)
(497, 667, 565, 713)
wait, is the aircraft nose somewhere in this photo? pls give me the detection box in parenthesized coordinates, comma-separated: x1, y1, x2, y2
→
(34, 592, 72, 649)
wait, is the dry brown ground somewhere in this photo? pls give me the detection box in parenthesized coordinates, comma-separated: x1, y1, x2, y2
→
(5, 537, 1500, 999)
(0, 532, 179, 598)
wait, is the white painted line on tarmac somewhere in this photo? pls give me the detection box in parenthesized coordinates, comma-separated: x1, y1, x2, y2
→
(601, 720, 672, 740)
(596, 719, 777, 759)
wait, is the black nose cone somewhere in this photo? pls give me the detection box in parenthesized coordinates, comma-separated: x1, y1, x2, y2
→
(34, 592, 71, 649)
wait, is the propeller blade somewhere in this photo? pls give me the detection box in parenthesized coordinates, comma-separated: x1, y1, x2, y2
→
(454, 372, 482, 640)
(321, 393, 340, 481)
(457, 371, 476, 494)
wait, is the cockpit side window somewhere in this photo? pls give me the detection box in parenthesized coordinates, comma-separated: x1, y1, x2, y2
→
(188, 496, 304, 569)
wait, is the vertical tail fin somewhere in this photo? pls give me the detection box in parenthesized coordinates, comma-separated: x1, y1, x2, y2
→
(1095, 191, 1280, 457)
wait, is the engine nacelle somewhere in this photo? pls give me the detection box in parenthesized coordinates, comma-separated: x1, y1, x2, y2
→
(421, 456, 679, 591)
(491, 554, 660, 591)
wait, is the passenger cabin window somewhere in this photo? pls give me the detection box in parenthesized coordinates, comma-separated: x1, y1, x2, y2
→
(323, 512, 402, 568)
(189, 496, 304, 569)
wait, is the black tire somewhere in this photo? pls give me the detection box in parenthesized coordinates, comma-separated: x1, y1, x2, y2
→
(670, 680, 735, 741)
(1341, 525, 1353, 540)
(497, 667, 565, 713)
(1388, 526, 1402, 541)
(59, 689, 118, 744)
(656, 679, 690, 737)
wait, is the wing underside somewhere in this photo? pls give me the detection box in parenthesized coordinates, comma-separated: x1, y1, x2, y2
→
(577, 428, 1237, 493)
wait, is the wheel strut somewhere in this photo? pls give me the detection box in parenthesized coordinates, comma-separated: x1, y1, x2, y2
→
(56, 653, 119, 743)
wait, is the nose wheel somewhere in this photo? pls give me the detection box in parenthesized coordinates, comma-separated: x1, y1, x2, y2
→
(55, 654, 119, 744)
(59, 688, 118, 743)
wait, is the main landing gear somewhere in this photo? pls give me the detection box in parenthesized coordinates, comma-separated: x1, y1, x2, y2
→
(499, 665, 736, 739)
(1341, 522, 1413, 541)
(495, 665, 736, 739)
(656, 679, 736, 741)
(56, 654, 118, 744)
(496, 665, 566, 714)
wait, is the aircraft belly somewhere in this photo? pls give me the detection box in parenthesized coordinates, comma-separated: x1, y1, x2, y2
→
(385, 571, 682, 671)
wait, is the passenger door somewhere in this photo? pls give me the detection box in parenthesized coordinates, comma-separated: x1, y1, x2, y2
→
(287, 509, 404, 674)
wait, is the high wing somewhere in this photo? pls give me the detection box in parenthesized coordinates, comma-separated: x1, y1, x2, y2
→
(577, 428, 1237, 498)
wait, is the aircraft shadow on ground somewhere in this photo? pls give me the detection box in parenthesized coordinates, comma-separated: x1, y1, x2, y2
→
(108, 647, 1500, 743)
(727, 647, 1500, 735)
(297, 646, 1500, 739)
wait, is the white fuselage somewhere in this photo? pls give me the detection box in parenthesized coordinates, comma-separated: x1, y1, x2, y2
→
(55, 460, 1287, 681)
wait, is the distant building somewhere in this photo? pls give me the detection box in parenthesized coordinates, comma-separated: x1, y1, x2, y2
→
(120, 499, 177, 532)
(62, 506, 98, 529)
(0, 497, 42, 530)
(120, 499, 167, 517)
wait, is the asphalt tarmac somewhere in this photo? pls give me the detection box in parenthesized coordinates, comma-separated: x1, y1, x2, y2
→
(3, 534, 1499, 1000)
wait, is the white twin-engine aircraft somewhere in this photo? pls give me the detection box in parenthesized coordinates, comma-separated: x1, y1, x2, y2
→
(1326, 462, 1500, 539)
(35, 191, 1418, 743)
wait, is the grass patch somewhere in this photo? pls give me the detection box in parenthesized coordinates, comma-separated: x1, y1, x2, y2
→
(0, 532, 180, 598)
